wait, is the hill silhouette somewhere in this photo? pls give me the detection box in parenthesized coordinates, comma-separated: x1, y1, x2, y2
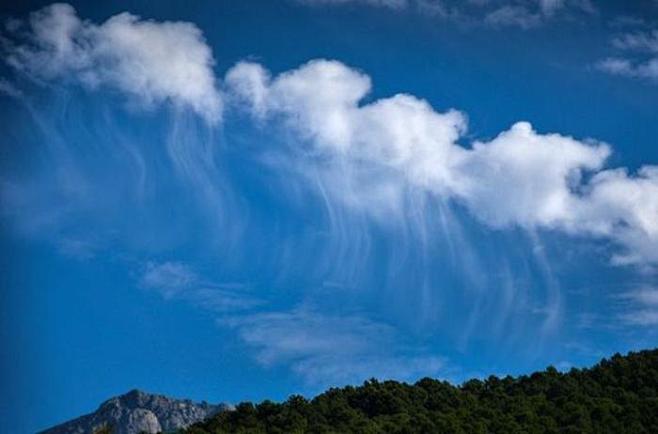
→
(185, 348, 658, 434)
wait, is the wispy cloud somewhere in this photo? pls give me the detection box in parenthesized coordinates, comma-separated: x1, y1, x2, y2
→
(598, 57, 658, 81)
(1, 4, 240, 264)
(139, 262, 446, 386)
(297, 0, 408, 9)
(481, 0, 596, 29)
(57, 237, 97, 260)
(297, 0, 597, 28)
(10, 5, 655, 274)
(484, 5, 543, 29)
(2, 2, 656, 392)
(619, 287, 658, 326)
(141, 261, 199, 298)
(0, 77, 23, 98)
(597, 26, 658, 81)
(140, 261, 261, 311)
(222, 307, 444, 387)
(612, 29, 658, 53)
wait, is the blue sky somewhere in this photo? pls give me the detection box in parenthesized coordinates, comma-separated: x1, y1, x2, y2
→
(1, 0, 658, 432)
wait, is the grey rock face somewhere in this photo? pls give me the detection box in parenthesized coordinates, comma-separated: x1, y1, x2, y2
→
(39, 389, 230, 434)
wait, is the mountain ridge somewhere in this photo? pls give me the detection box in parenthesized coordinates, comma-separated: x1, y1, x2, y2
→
(39, 389, 230, 434)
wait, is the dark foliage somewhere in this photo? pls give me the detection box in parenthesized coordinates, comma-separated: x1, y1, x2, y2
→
(93, 426, 113, 434)
(184, 349, 658, 433)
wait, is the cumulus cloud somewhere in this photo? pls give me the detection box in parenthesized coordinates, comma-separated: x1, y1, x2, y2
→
(227, 60, 467, 193)
(222, 307, 443, 386)
(3, 3, 222, 123)
(226, 59, 658, 266)
(457, 121, 610, 229)
(581, 167, 658, 265)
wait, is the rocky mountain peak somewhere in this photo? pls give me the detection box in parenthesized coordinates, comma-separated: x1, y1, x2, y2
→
(39, 390, 229, 434)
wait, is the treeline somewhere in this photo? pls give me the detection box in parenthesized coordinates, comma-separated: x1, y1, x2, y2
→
(183, 349, 658, 433)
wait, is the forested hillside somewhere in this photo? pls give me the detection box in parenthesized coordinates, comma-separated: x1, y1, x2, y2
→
(185, 349, 658, 434)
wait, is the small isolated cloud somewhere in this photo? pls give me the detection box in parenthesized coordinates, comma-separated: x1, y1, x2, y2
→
(141, 261, 198, 298)
(140, 261, 260, 311)
(484, 0, 595, 29)
(0, 77, 23, 98)
(297, 0, 596, 29)
(597, 57, 635, 75)
(2, 3, 221, 123)
(298, 0, 408, 8)
(597, 27, 658, 81)
(597, 57, 658, 81)
(538, 0, 565, 15)
(484, 5, 542, 29)
(293, 354, 444, 387)
(222, 307, 443, 387)
(226, 59, 658, 267)
(612, 29, 658, 53)
(619, 287, 658, 326)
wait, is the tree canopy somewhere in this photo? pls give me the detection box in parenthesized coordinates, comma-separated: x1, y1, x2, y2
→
(182, 348, 658, 433)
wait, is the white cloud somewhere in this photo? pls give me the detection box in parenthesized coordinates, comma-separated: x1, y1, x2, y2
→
(227, 309, 391, 365)
(485, 0, 595, 28)
(225, 62, 271, 119)
(222, 307, 443, 386)
(539, 0, 565, 15)
(619, 287, 658, 326)
(582, 167, 658, 265)
(598, 28, 658, 81)
(293, 354, 444, 387)
(0, 77, 23, 98)
(228, 59, 467, 192)
(297, 0, 595, 28)
(3, 3, 221, 123)
(226, 59, 658, 267)
(483, 0, 593, 28)
(140, 261, 443, 385)
(612, 29, 658, 53)
(297, 0, 408, 9)
(457, 121, 610, 229)
(597, 57, 658, 80)
(141, 261, 198, 297)
(484, 6, 542, 29)
(140, 261, 260, 310)
(626, 288, 658, 306)
(597, 57, 635, 75)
